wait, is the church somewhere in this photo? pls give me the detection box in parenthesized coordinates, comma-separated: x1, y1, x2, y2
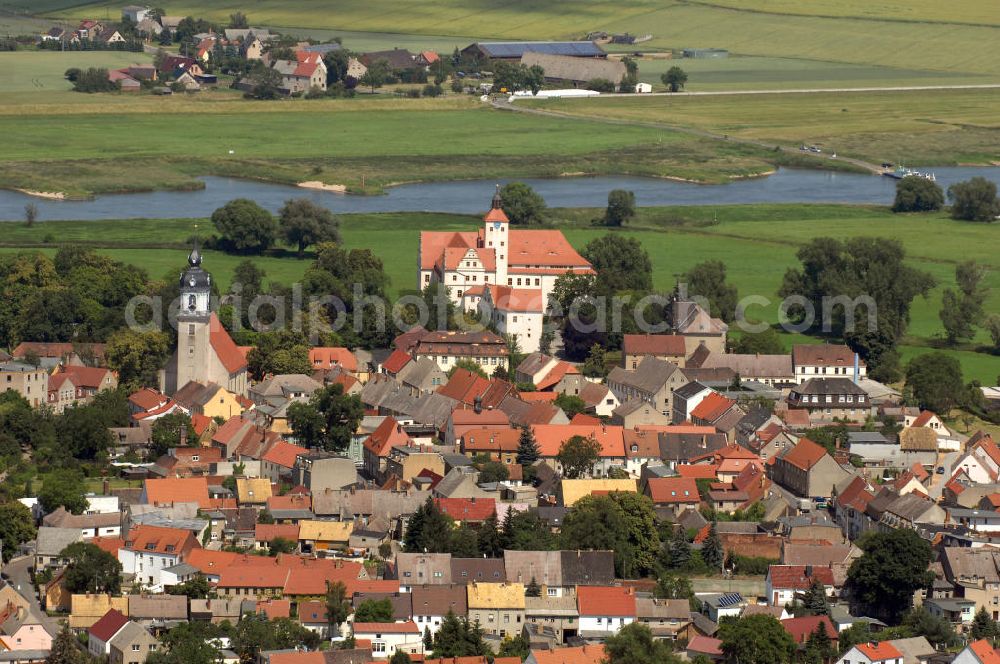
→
(161, 244, 249, 396)
(418, 187, 594, 308)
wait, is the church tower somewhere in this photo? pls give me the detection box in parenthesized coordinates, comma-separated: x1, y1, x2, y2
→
(174, 240, 212, 392)
(483, 185, 509, 286)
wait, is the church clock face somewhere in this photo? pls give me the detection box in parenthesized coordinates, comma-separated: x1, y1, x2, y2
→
(189, 276, 197, 287)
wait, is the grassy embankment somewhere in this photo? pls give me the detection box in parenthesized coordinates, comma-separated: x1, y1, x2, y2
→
(2, 204, 998, 382)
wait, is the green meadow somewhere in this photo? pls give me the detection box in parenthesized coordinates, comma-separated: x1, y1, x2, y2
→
(3, 203, 998, 382)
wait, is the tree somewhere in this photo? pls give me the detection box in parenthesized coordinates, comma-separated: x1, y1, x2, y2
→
(278, 198, 340, 256)
(247, 330, 312, 380)
(557, 435, 601, 479)
(501, 508, 558, 551)
(801, 577, 829, 616)
(902, 606, 958, 648)
(561, 492, 660, 578)
(516, 425, 540, 467)
(105, 329, 171, 390)
(846, 528, 934, 624)
(229, 11, 249, 28)
(447, 359, 487, 378)
(149, 621, 222, 664)
(38, 469, 87, 514)
(581, 234, 653, 293)
(286, 382, 363, 451)
(24, 203, 38, 227)
(497, 634, 531, 660)
(232, 616, 319, 661)
(477, 511, 504, 557)
(701, 522, 723, 572)
(654, 571, 693, 600)
(61, 542, 122, 594)
(169, 574, 211, 599)
(325, 581, 351, 629)
(585, 78, 616, 93)
(46, 624, 86, 664)
(354, 598, 394, 623)
(247, 65, 282, 100)
(905, 352, 965, 414)
(729, 327, 784, 354)
(360, 59, 391, 93)
(892, 176, 944, 213)
(970, 606, 1000, 640)
(718, 614, 796, 664)
(604, 189, 637, 227)
(71, 67, 117, 93)
(0, 502, 36, 562)
(151, 411, 194, 458)
(431, 610, 488, 658)
(388, 653, 411, 664)
(499, 182, 547, 224)
(802, 622, 834, 664)
(492, 61, 544, 94)
(940, 260, 988, 344)
(661, 66, 688, 92)
(582, 344, 608, 378)
(267, 537, 296, 555)
(949, 176, 1000, 222)
(664, 527, 691, 570)
(685, 260, 738, 324)
(478, 460, 509, 484)
(211, 198, 278, 254)
(604, 622, 681, 664)
(779, 237, 935, 380)
(525, 577, 541, 597)
(554, 393, 587, 419)
(404, 497, 455, 553)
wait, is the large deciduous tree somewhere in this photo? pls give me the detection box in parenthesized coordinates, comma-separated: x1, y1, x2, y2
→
(892, 176, 944, 213)
(61, 542, 123, 594)
(499, 182, 547, 224)
(560, 491, 660, 578)
(604, 622, 681, 663)
(684, 260, 739, 323)
(603, 189, 637, 227)
(105, 329, 171, 390)
(557, 435, 601, 479)
(846, 528, 934, 624)
(939, 260, 988, 345)
(581, 234, 653, 293)
(904, 352, 966, 414)
(287, 383, 363, 451)
(0, 502, 36, 562)
(948, 176, 1000, 222)
(278, 198, 341, 256)
(718, 614, 796, 664)
(661, 66, 687, 92)
(211, 198, 279, 254)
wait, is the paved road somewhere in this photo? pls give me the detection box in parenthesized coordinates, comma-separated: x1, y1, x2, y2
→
(512, 83, 1000, 100)
(928, 451, 961, 501)
(3, 554, 63, 634)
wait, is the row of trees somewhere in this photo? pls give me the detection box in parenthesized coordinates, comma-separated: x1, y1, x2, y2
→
(496, 182, 637, 227)
(211, 198, 340, 255)
(893, 175, 999, 221)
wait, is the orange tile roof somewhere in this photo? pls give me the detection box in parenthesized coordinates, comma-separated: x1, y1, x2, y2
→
(438, 369, 492, 404)
(570, 413, 602, 426)
(530, 424, 625, 458)
(435, 498, 496, 522)
(261, 440, 309, 469)
(125, 524, 198, 556)
(461, 427, 520, 454)
(767, 565, 835, 590)
(256, 599, 291, 619)
(623, 334, 686, 356)
(267, 653, 325, 664)
(968, 639, 1000, 664)
(691, 392, 737, 422)
(382, 349, 413, 374)
(646, 477, 700, 504)
(535, 361, 579, 391)
(364, 416, 411, 457)
(781, 615, 837, 644)
(675, 464, 719, 480)
(910, 462, 930, 481)
(309, 347, 357, 372)
(485, 285, 544, 313)
(353, 621, 420, 634)
(780, 437, 828, 471)
(687, 635, 723, 656)
(56, 365, 113, 390)
(129, 387, 169, 411)
(267, 494, 312, 511)
(217, 566, 289, 589)
(255, 524, 300, 543)
(89, 536, 125, 557)
(912, 410, 937, 427)
(143, 476, 211, 508)
(855, 642, 902, 661)
(528, 645, 607, 664)
(577, 586, 636, 617)
(520, 391, 559, 403)
(209, 313, 247, 374)
(190, 413, 213, 436)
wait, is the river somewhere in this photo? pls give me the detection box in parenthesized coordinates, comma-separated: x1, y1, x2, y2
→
(2, 166, 999, 222)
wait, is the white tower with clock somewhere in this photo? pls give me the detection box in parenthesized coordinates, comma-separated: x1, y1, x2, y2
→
(483, 184, 509, 286)
(173, 241, 213, 392)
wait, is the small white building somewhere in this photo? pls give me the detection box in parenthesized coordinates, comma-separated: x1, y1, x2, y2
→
(791, 344, 866, 385)
(476, 284, 544, 353)
(835, 641, 904, 664)
(351, 622, 423, 659)
(85, 495, 121, 514)
(576, 587, 636, 636)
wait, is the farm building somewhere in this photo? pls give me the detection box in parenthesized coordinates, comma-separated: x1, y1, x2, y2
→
(681, 48, 729, 58)
(520, 52, 626, 86)
(462, 41, 606, 61)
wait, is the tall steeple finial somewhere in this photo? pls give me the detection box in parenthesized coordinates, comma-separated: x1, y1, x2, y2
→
(188, 234, 202, 267)
(491, 184, 502, 210)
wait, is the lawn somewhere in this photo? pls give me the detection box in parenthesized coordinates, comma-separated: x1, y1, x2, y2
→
(521, 88, 1000, 166)
(4, 204, 999, 382)
(30, 0, 1000, 78)
(0, 50, 152, 94)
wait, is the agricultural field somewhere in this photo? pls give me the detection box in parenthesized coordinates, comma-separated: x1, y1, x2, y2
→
(3, 203, 998, 382)
(19, 0, 1000, 80)
(0, 50, 152, 96)
(522, 88, 1000, 166)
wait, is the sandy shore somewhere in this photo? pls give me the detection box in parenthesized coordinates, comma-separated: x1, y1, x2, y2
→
(16, 189, 66, 200)
(297, 181, 347, 194)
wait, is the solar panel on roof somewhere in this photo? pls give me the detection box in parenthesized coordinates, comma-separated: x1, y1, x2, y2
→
(477, 41, 605, 58)
(717, 592, 744, 607)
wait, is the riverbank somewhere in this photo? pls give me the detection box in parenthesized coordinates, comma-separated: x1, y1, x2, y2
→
(1, 203, 997, 382)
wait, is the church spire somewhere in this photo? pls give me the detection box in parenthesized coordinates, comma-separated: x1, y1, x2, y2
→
(188, 235, 202, 267)
(491, 183, 502, 210)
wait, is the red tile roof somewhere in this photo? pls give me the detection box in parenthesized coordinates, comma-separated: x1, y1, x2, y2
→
(576, 586, 636, 617)
(675, 465, 719, 480)
(57, 365, 114, 390)
(255, 524, 300, 543)
(89, 537, 124, 557)
(535, 361, 579, 391)
(309, 347, 357, 372)
(143, 476, 211, 508)
(968, 639, 1000, 664)
(353, 621, 420, 634)
(261, 440, 308, 469)
(767, 565, 835, 590)
(530, 424, 625, 458)
(256, 599, 291, 619)
(623, 334, 686, 357)
(190, 413, 213, 436)
(267, 494, 312, 511)
(216, 566, 289, 589)
(382, 349, 413, 374)
(88, 609, 129, 642)
(527, 645, 607, 664)
(912, 410, 937, 427)
(438, 369, 492, 404)
(691, 392, 737, 422)
(792, 344, 862, 368)
(780, 438, 828, 471)
(855, 642, 902, 661)
(646, 477, 700, 505)
(461, 427, 520, 454)
(569, 413, 602, 426)
(364, 416, 411, 457)
(687, 635, 723, 657)
(781, 615, 837, 644)
(435, 498, 496, 522)
(485, 285, 544, 313)
(520, 391, 558, 403)
(129, 387, 168, 411)
(209, 313, 247, 374)
(125, 524, 198, 556)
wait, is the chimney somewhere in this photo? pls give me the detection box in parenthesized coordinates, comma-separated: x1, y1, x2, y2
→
(102, 479, 110, 495)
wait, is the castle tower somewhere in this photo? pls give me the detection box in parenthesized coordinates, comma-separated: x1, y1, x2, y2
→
(483, 184, 509, 286)
(174, 240, 212, 392)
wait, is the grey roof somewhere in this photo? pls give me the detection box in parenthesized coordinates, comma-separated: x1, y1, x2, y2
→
(504, 550, 561, 586)
(0, 650, 49, 662)
(269, 508, 315, 520)
(127, 594, 188, 619)
(517, 353, 554, 377)
(311, 488, 427, 519)
(536, 506, 566, 528)
(35, 526, 82, 556)
(410, 584, 467, 616)
(451, 557, 505, 583)
(676, 508, 708, 531)
(109, 621, 154, 649)
(560, 550, 615, 585)
(471, 41, 605, 59)
(700, 353, 793, 379)
(847, 431, 889, 444)
(130, 513, 205, 533)
(636, 597, 689, 621)
(612, 397, 649, 418)
(884, 493, 940, 522)
(521, 51, 625, 84)
(607, 357, 680, 395)
(251, 374, 322, 401)
(690, 612, 719, 635)
(43, 507, 120, 529)
(395, 553, 452, 585)
(162, 562, 198, 576)
(674, 381, 711, 400)
(302, 43, 342, 54)
(659, 432, 728, 462)
(397, 357, 443, 391)
(793, 377, 868, 396)
(525, 595, 578, 617)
